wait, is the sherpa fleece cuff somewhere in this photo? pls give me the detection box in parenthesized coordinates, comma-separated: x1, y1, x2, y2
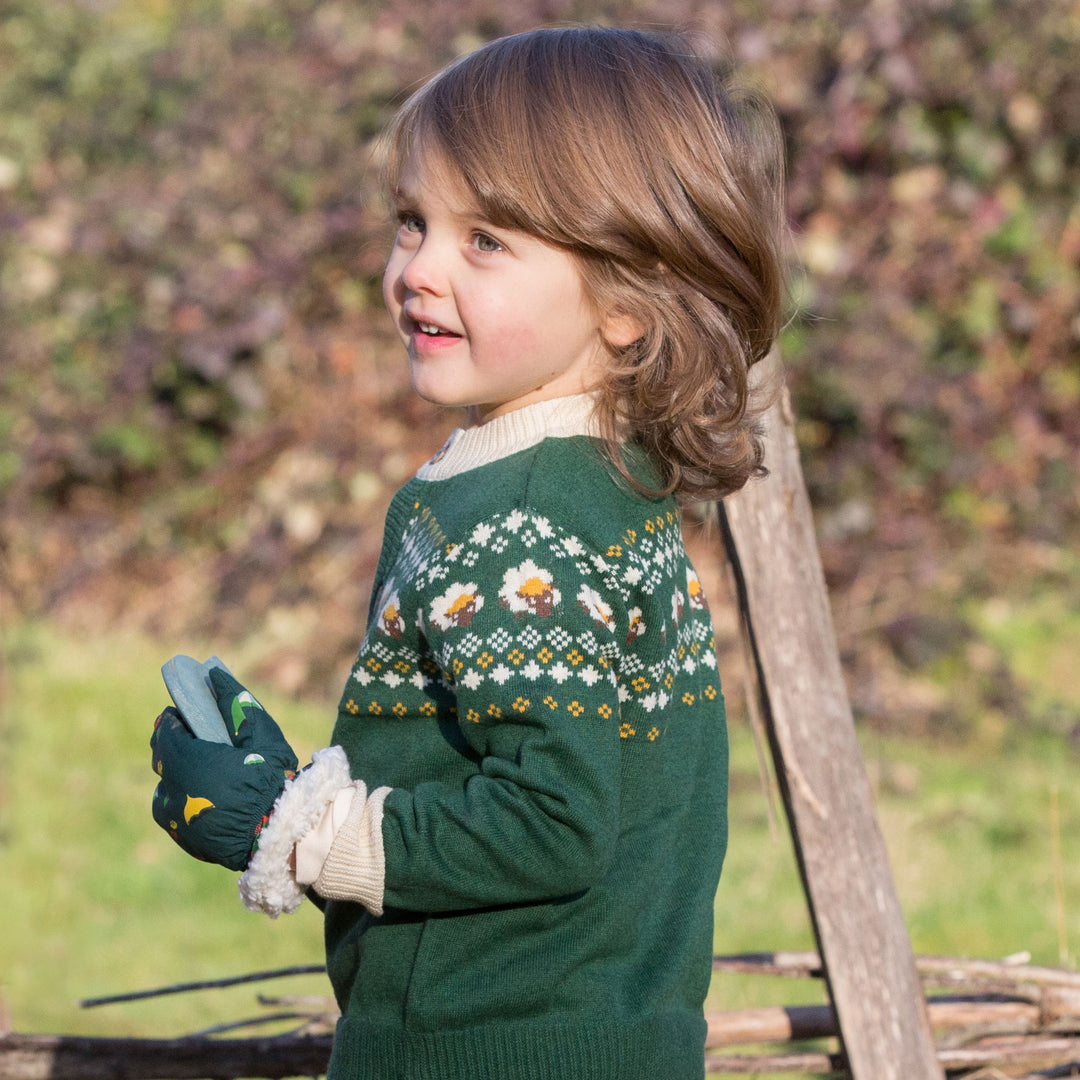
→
(295, 784, 357, 885)
(238, 745, 353, 918)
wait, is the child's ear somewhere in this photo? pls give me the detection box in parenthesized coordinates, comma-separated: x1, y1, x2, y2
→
(602, 310, 646, 349)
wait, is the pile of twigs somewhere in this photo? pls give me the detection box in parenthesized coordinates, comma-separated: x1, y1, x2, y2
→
(0, 966, 336, 1080)
(6, 953, 1080, 1079)
(708, 952, 1080, 1077)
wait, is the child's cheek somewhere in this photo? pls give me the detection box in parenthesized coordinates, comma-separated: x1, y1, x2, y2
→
(382, 248, 406, 317)
(474, 301, 540, 365)
(486, 324, 539, 361)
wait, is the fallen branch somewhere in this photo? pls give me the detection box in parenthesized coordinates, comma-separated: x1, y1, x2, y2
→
(80, 966, 327, 1009)
(937, 1034, 1080, 1072)
(712, 951, 824, 979)
(184, 1011, 321, 1040)
(1024, 1064, 1080, 1079)
(707, 1004, 837, 1046)
(0, 1032, 333, 1080)
(714, 951, 1080, 996)
(918, 957, 1080, 994)
(705, 996, 1058, 1048)
(706, 1048, 846, 1075)
(255, 994, 335, 1009)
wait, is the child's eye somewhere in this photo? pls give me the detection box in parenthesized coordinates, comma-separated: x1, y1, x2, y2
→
(472, 232, 502, 253)
(398, 212, 425, 234)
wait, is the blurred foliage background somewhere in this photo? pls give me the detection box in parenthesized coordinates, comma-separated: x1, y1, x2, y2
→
(2, 0, 1078, 742)
(1, 0, 1079, 1054)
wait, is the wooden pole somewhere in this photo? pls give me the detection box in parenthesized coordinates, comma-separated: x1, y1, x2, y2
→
(718, 357, 943, 1079)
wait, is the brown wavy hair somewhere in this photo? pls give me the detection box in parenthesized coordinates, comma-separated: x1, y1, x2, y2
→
(384, 27, 787, 500)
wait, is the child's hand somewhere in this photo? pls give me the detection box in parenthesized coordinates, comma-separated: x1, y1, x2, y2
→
(150, 669, 299, 871)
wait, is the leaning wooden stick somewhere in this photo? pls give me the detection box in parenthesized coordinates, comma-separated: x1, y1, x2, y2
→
(718, 354, 943, 1080)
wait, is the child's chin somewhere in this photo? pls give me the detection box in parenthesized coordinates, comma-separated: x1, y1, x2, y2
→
(410, 380, 472, 413)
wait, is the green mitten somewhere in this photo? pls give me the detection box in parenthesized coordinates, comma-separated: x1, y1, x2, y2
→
(151, 669, 298, 871)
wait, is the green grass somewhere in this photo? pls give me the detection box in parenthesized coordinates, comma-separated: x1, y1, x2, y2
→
(4, 620, 1080, 1070)
(1, 621, 333, 1038)
(971, 585, 1080, 727)
(867, 726, 1080, 964)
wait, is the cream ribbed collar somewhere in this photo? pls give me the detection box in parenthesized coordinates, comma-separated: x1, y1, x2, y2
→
(416, 395, 601, 482)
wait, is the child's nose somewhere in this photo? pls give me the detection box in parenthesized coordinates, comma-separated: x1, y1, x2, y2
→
(399, 242, 447, 296)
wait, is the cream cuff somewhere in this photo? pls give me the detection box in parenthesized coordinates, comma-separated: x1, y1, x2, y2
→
(238, 745, 352, 918)
(312, 782, 392, 916)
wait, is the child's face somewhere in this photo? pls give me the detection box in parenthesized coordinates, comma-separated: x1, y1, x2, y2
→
(383, 153, 609, 425)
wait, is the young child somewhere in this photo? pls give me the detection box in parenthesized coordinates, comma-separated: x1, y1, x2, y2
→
(151, 26, 785, 1080)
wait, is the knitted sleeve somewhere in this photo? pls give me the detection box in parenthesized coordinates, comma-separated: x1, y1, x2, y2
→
(365, 507, 634, 913)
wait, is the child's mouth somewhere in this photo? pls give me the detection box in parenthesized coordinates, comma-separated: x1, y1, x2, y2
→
(410, 317, 462, 346)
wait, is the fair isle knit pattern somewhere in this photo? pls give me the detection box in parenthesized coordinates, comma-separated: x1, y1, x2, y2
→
(345, 504, 719, 743)
(322, 396, 728, 1080)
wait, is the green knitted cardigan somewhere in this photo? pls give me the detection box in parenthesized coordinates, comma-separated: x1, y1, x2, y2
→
(319, 396, 728, 1080)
